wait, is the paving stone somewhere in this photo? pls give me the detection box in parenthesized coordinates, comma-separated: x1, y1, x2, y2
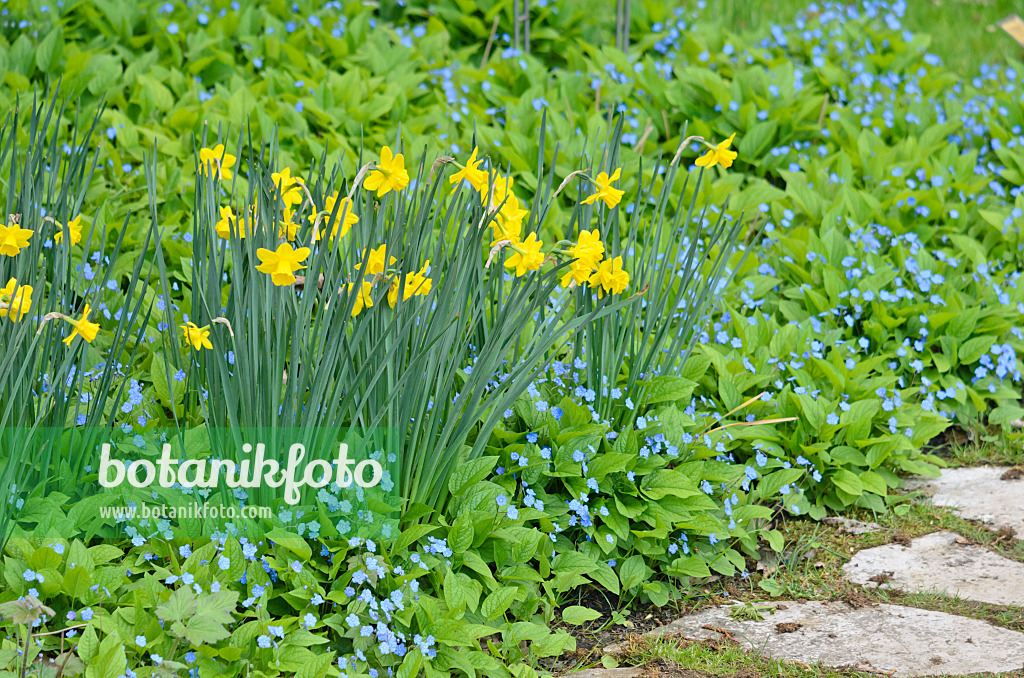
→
(842, 531, 1024, 606)
(605, 601, 1024, 676)
(570, 669, 641, 678)
(906, 466, 1024, 536)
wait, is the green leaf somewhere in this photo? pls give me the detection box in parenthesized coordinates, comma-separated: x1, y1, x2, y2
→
(448, 456, 498, 496)
(266, 526, 313, 561)
(561, 605, 601, 625)
(618, 555, 649, 590)
(480, 586, 518, 620)
(35, 26, 64, 73)
(831, 469, 864, 496)
(448, 512, 475, 553)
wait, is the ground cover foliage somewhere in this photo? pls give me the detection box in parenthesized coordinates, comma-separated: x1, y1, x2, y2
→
(1, 0, 1023, 676)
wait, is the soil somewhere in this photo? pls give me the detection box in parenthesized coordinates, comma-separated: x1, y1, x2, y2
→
(842, 589, 874, 609)
(1000, 466, 1024, 481)
(891, 531, 912, 547)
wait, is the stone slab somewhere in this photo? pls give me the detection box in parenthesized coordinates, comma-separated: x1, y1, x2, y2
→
(906, 466, 1024, 536)
(605, 601, 1024, 676)
(570, 670, 640, 678)
(843, 531, 1024, 606)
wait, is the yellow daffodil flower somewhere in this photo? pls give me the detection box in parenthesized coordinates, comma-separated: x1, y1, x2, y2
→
(256, 243, 310, 286)
(449, 147, 488, 194)
(199, 144, 237, 180)
(571, 229, 605, 267)
(363, 146, 410, 197)
(505, 233, 545, 277)
(357, 244, 396, 276)
(54, 214, 84, 247)
(388, 261, 432, 307)
(180, 321, 213, 351)
(215, 206, 247, 239)
(582, 168, 625, 208)
(347, 280, 375, 317)
(589, 256, 629, 298)
(0, 278, 33, 322)
(278, 207, 300, 240)
(0, 221, 33, 257)
(695, 133, 738, 169)
(62, 304, 100, 345)
(560, 260, 593, 288)
(311, 193, 358, 242)
(480, 174, 514, 205)
(272, 167, 306, 208)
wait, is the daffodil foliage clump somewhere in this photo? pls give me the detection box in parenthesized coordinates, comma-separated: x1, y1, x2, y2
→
(2, 0, 1024, 676)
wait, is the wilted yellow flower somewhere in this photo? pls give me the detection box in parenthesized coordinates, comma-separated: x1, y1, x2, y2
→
(62, 304, 100, 345)
(363, 146, 410, 197)
(449, 147, 488, 194)
(272, 167, 306, 207)
(199, 144, 237, 180)
(180, 322, 213, 351)
(54, 214, 84, 247)
(256, 243, 310, 286)
(0, 278, 33, 322)
(215, 206, 247, 239)
(357, 244, 396, 276)
(347, 280, 375, 317)
(388, 261, 432, 307)
(582, 168, 624, 208)
(505, 233, 545, 277)
(311, 193, 358, 242)
(571, 229, 605, 267)
(589, 256, 629, 298)
(0, 222, 33, 257)
(695, 133, 738, 169)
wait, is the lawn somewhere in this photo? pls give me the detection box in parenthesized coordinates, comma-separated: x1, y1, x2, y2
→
(0, 0, 1023, 677)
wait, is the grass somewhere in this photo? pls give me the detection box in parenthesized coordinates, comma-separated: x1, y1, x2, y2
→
(566, 491, 1024, 677)
(710, 0, 1024, 76)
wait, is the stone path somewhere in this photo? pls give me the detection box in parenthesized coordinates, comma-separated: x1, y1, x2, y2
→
(843, 530, 1024, 606)
(596, 466, 1024, 677)
(607, 601, 1024, 676)
(905, 466, 1023, 536)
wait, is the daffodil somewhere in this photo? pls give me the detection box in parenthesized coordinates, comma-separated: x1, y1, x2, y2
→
(0, 221, 33, 257)
(560, 260, 593, 288)
(62, 304, 100, 345)
(695, 133, 738, 169)
(589, 256, 629, 298)
(388, 261, 432, 307)
(357, 244, 396, 276)
(199, 144, 237, 180)
(493, 193, 530, 244)
(363, 146, 410, 197)
(311, 193, 358, 242)
(480, 174, 514, 204)
(347, 280, 375, 317)
(256, 243, 310, 286)
(0, 278, 33, 322)
(272, 167, 305, 208)
(571, 229, 605, 267)
(278, 207, 300, 240)
(180, 322, 213, 351)
(449, 147, 488, 193)
(505, 233, 545, 277)
(582, 168, 624, 208)
(54, 214, 84, 247)
(215, 206, 246, 239)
